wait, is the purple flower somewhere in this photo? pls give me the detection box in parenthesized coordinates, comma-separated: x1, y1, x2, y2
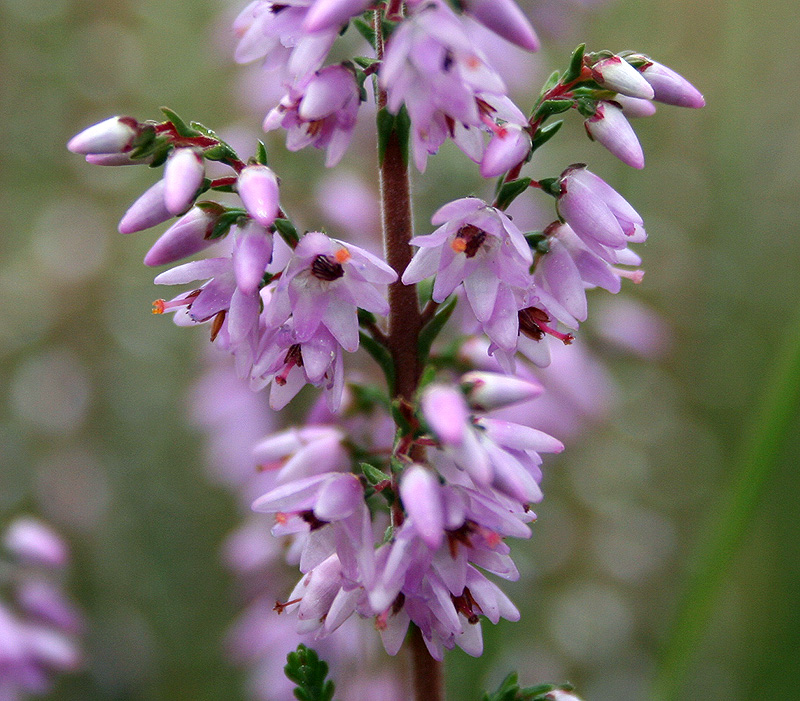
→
(250, 319, 345, 411)
(3, 518, 69, 569)
(233, 1, 337, 80)
(237, 164, 281, 228)
(265, 231, 396, 353)
(557, 165, 645, 251)
(67, 116, 139, 154)
(303, 0, 372, 33)
(460, 371, 543, 411)
(480, 123, 532, 178)
(402, 197, 532, 348)
(638, 57, 705, 108)
(585, 101, 644, 169)
(460, 0, 539, 52)
(264, 65, 361, 167)
(163, 147, 206, 215)
(143, 205, 222, 267)
(252, 425, 350, 484)
(591, 55, 654, 100)
(380, 2, 507, 171)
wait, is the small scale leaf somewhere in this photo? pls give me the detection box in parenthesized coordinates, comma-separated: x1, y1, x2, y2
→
(535, 99, 573, 118)
(495, 178, 532, 211)
(255, 140, 268, 166)
(394, 105, 411, 168)
(160, 107, 200, 137)
(376, 108, 395, 166)
(352, 17, 377, 49)
(562, 43, 586, 83)
(359, 462, 388, 486)
(531, 120, 563, 153)
(273, 218, 300, 248)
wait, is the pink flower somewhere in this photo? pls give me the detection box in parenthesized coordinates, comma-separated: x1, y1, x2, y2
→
(265, 231, 396, 353)
(264, 65, 361, 167)
(585, 101, 644, 169)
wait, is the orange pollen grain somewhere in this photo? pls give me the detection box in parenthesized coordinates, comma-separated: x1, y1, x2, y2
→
(152, 299, 166, 314)
(451, 238, 468, 253)
(466, 55, 481, 70)
(275, 512, 288, 524)
(334, 248, 351, 264)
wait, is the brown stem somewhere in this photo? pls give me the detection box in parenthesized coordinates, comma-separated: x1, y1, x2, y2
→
(375, 9, 443, 701)
(410, 625, 443, 701)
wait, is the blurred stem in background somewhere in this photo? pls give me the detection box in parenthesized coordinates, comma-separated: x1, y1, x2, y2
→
(654, 306, 800, 700)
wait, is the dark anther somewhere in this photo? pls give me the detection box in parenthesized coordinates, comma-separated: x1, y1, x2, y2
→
(455, 224, 487, 258)
(311, 254, 345, 281)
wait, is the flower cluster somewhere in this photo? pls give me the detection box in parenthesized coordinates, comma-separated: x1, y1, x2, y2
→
(0, 518, 83, 698)
(68, 0, 703, 690)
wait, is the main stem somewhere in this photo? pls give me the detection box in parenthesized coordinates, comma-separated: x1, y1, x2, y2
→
(376, 10, 443, 701)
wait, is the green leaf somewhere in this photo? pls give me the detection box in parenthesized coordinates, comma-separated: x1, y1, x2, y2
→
(525, 232, 550, 254)
(574, 96, 597, 118)
(531, 120, 563, 153)
(495, 178, 532, 211)
(284, 645, 335, 701)
(562, 43, 586, 83)
(359, 331, 395, 393)
(273, 218, 300, 248)
(394, 105, 411, 168)
(208, 208, 247, 240)
(359, 462, 388, 486)
(540, 70, 561, 94)
(352, 17, 376, 49)
(202, 142, 241, 164)
(160, 106, 200, 137)
(255, 140, 268, 166)
(537, 177, 561, 198)
(535, 99, 573, 118)
(418, 295, 458, 364)
(353, 56, 379, 70)
(376, 108, 395, 167)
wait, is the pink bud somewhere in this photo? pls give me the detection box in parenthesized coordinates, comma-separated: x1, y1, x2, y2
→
(480, 124, 532, 178)
(233, 220, 274, 295)
(303, 0, 372, 33)
(163, 148, 205, 215)
(3, 518, 68, 568)
(143, 206, 219, 267)
(461, 371, 543, 410)
(400, 465, 445, 550)
(461, 0, 539, 52)
(314, 473, 363, 521)
(67, 116, 139, 154)
(118, 179, 172, 234)
(585, 101, 645, 169)
(299, 65, 356, 121)
(641, 60, 705, 108)
(237, 165, 280, 228)
(421, 384, 469, 446)
(613, 94, 657, 118)
(592, 56, 654, 100)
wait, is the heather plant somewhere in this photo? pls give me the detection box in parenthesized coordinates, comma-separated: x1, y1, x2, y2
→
(68, 1, 703, 698)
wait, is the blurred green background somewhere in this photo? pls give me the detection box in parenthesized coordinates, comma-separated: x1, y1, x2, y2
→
(1, 0, 798, 699)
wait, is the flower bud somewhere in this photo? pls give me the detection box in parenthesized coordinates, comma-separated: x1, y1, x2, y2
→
(143, 205, 221, 267)
(163, 148, 205, 215)
(591, 56, 654, 100)
(641, 59, 705, 108)
(585, 101, 644, 169)
(118, 179, 172, 234)
(3, 518, 68, 568)
(480, 125, 532, 178)
(461, 0, 539, 52)
(233, 220, 274, 295)
(303, 0, 372, 33)
(237, 165, 280, 228)
(400, 465, 445, 550)
(461, 371, 543, 410)
(420, 384, 469, 446)
(613, 94, 657, 118)
(67, 116, 139, 154)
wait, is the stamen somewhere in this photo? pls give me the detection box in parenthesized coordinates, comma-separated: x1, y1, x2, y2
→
(273, 597, 302, 614)
(151, 289, 201, 314)
(612, 267, 645, 283)
(299, 510, 328, 531)
(479, 114, 507, 138)
(519, 307, 574, 345)
(275, 344, 303, 386)
(334, 247, 351, 264)
(210, 310, 226, 342)
(311, 254, 345, 281)
(451, 224, 487, 258)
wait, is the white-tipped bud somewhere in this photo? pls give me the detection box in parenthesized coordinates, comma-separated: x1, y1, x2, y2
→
(591, 56, 654, 100)
(118, 179, 172, 234)
(3, 518, 69, 568)
(585, 101, 644, 169)
(163, 148, 205, 215)
(67, 116, 139, 155)
(237, 165, 280, 228)
(461, 371, 544, 410)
